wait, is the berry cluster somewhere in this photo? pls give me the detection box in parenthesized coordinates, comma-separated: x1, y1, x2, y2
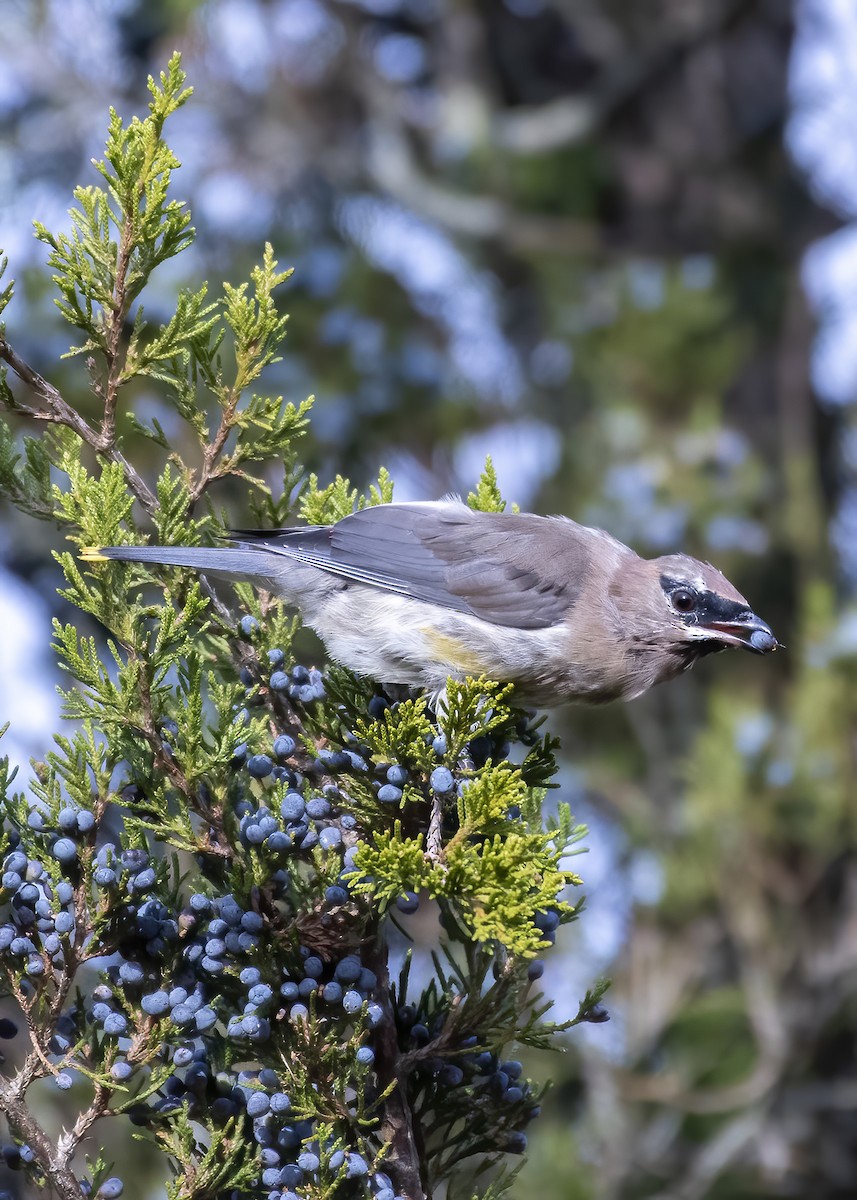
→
(0, 623, 576, 1200)
(0, 836, 79, 981)
(241, 621, 327, 708)
(394, 1012, 541, 1158)
(0, 827, 393, 1197)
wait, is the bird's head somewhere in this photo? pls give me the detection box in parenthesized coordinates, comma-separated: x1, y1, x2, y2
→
(641, 553, 778, 660)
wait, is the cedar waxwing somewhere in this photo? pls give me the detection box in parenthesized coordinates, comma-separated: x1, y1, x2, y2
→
(82, 499, 777, 706)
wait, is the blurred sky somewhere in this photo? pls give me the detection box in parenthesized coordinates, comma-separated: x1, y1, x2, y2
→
(789, 0, 857, 404)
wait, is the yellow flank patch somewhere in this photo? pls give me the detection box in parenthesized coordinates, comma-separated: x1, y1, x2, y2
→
(79, 547, 109, 562)
(422, 629, 487, 675)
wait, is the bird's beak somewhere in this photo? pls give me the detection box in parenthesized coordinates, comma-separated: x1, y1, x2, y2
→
(705, 612, 778, 654)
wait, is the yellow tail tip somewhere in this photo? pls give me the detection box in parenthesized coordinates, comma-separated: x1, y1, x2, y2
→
(80, 546, 109, 562)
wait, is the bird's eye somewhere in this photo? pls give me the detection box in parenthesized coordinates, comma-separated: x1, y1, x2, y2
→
(670, 588, 697, 613)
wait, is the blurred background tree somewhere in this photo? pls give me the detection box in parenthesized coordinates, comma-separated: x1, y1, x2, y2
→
(1, 0, 855, 1197)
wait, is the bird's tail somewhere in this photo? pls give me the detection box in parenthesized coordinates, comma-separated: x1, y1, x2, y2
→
(79, 544, 282, 580)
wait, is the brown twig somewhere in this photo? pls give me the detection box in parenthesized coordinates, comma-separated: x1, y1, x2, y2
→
(0, 1074, 86, 1200)
(425, 794, 443, 864)
(363, 935, 427, 1200)
(0, 954, 93, 1199)
(132, 663, 237, 858)
(190, 386, 239, 504)
(99, 217, 135, 449)
(55, 1082, 113, 1171)
(0, 336, 158, 515)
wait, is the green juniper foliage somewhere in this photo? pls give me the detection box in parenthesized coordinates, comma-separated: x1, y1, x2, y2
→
(0, 56, 601, 1200)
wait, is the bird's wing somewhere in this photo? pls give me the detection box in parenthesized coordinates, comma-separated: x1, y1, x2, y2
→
(230, 503, 613, 629)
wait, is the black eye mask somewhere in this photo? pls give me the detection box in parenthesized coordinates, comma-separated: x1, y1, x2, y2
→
(660, 575, 777, 654)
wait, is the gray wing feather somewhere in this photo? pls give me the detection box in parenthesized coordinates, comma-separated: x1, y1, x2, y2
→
(233, 502, 605, 629)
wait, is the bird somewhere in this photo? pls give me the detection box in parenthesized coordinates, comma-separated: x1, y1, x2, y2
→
(81, 498, 777, 707)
